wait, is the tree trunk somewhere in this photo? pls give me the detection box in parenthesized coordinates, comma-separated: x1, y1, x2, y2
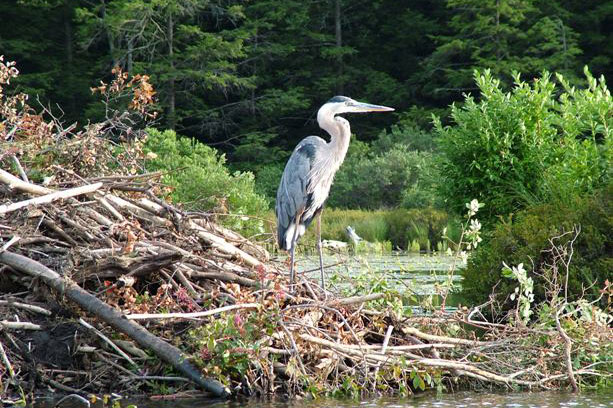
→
(335, 0, 344, 94)
(127, 38, 133, 73)
(167, 11, 176, 130)
(63, 1, 76, 113)
(100, 0, 117, 67)
(495, 0, 501, 62)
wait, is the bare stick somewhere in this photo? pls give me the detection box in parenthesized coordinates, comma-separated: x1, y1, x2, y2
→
(126, 303, 261, 320)
(373, 325, 394, 392)
(79, 318, 137, 366)
(124, 375, 191, 382)
(0, 340, 15, 379)
(556, 305, 579, 392)
(402, 327, 490, 346)
(96, 196, 125, 221)
(0, 320, 42, 330)
(0, 168, 52, 195)
(0, 182, 103, 216)
(0, 299, 52, 315)
(332, 292, 386, 306)
(0, 236, 20, 253)
(11, 156, 28, 183)
(53, 394, 91, 408)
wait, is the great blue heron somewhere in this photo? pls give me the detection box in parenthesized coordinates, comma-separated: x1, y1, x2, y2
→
(275, 96, 394, 291)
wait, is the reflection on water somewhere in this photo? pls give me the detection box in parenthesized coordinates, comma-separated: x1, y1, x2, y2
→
(42, 391, 612, 408)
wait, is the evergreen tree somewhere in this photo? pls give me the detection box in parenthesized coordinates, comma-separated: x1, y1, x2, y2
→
(77, 0, 251, 133)
(423, 0, 582, 103)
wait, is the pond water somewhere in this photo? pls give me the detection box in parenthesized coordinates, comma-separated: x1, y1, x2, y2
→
(38, 390, 613, 408)
(297, 252, 465, 310)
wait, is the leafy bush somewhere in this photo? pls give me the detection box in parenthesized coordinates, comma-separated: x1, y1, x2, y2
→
(461, 184, 612, 308)
(252, 163, 284, 204)
(144, 128, 268, 237)
(328, 142, 439, 209)
(436, 68, 612, 223)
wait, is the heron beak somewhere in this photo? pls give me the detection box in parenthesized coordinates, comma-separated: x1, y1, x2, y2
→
(351, 101, 395, 113)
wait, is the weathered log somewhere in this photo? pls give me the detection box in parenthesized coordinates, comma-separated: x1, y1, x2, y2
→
(0, 320, 42, 330)
(186, 269, 257, 287)
(0, 182, 102, 216)
(0, 250, 231, 397)
(190, 223, 265, 270)
(0, 169, 52, 195)
(76, 251, 183, 281)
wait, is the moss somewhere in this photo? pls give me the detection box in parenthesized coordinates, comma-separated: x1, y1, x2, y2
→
(461, 183, 613, 308)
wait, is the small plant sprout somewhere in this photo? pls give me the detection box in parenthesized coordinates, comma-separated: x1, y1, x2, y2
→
(502, 262, 535, 323)
(440, 199, 484, 308)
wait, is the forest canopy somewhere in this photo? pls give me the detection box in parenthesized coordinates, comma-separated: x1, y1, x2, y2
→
(1, 0, 611, 210)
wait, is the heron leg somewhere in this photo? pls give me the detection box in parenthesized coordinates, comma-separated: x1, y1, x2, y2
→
(316, 210, 325, 291)
(288, 211, 303, 292)
(289, 243, 296, 291)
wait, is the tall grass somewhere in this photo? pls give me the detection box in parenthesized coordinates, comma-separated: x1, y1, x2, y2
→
(264, 207, 459, 253)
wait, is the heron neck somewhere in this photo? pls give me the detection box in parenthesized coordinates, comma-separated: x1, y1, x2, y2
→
(320, 115, 351, 166)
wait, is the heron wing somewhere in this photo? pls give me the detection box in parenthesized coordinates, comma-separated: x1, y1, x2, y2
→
(276, 136, 325, 250)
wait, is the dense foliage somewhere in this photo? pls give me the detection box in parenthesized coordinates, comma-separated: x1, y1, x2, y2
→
(143, 129, 268, 237)
(436, 68, 612, 222)
(328, 119, 440, 209)
(1, 0, 611, 209)
(444, 68, 613, 307)
(462, 183, 612, 308)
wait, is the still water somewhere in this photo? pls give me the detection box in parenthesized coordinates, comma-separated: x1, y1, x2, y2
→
(41, 390, 613, 408)
(298, 252, 464, 310)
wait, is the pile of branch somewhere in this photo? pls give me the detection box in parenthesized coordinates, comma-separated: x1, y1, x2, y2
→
(0, 164, 610, 403)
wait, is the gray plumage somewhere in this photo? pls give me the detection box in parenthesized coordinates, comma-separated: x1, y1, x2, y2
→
(275, 96, 394, 289)
(276, 136, 327, 250)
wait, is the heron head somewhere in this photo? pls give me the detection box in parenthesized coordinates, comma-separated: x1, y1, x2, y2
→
(324, 96, 395, 116)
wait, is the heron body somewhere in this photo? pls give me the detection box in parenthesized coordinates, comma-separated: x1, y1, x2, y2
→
(275, 96, 394, 290)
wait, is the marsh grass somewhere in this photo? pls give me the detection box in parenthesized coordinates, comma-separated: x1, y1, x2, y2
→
(264, 207, 460, 253)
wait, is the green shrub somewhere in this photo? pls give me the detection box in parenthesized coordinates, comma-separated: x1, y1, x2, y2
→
(326, 123, 441, 210)
(436, 68, 612, 223)
(329, 145, 439, 209)
(461, 184, 612, 308)
(253, 163, 283, 203)
(143, 128, 268, 237)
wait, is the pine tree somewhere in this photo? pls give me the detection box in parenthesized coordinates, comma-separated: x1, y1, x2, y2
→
(423, 0, 582, 103)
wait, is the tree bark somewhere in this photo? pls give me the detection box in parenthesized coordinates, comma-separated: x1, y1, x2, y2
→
(335, 0, 344, 94)
(167, 11, 176, 130)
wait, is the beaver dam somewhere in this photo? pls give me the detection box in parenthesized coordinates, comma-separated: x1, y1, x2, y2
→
(0, 63, 611, 405)
(0, 158, 611, 404)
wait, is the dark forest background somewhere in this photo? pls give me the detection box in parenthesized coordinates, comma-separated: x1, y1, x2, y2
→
(1, 0, 611, 207)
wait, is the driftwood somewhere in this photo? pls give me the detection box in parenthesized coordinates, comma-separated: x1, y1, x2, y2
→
(126, 303, 261, 320)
